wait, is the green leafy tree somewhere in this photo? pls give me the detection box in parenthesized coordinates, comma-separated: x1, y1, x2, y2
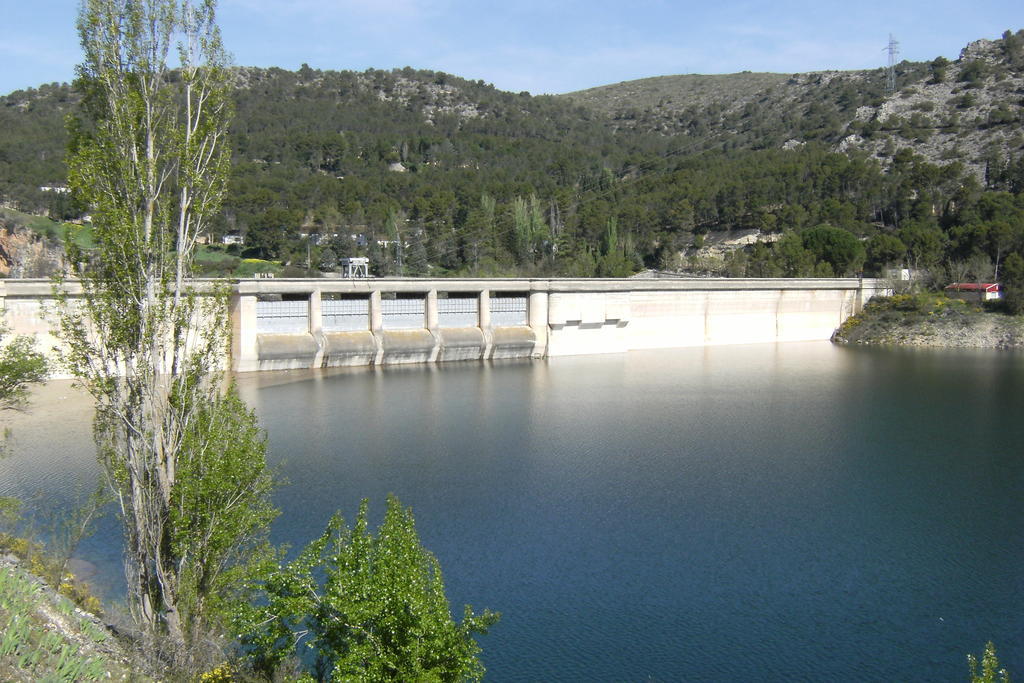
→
(12, 51, 1024, 280)
(387, 207, 405, 275)
(0, 325, 47, 520)
(367, 235, 387, 276)
(319, 246, 339, 272)
(597, 216, 635, 277)
(0, 329, 47, 414)
(865, 233, 907, 274)
(236, 495, 499, 681)
(899, 219, 946, 273)
(406, 229, 429, 276)
(959, 60, 990, 87)
(57, 0, 276, 668)
(462, 193, 496, 270)
(929, 56, 949, 84)
(511, 194, 548, 265)
(245, 206, 297, 259)
(968, 642, 1010, 683)
(1001, 252, 1024, 314)
(800, 224, 866, 276)
(984, 220, 1022, 280)
(774, 232, 815, 277)
(746, 241, 783, 277)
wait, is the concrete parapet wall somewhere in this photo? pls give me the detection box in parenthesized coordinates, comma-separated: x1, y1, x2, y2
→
(0, 277, 889, 374)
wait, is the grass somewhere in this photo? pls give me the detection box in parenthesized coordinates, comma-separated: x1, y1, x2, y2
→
(0, 207, 94, 250)
(0, 207, 64, 235)
(234, 258, 282, 278)
(59, 223, 95, 249)
(0, 533, 102, 615)
(0, 565, 117, 681)
(195, 244, 238, 263)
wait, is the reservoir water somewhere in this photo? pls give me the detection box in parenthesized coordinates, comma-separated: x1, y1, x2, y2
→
(1, 342, 1022, 680)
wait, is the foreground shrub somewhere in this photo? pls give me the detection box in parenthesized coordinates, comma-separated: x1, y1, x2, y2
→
(234, 495, 499, 681)
(968, 641, 1009, 683)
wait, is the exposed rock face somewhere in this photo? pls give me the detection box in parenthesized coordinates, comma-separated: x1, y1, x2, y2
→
(960, 38, 1000, 61)
(845, 43, 1024, 182)
(0, 225, 64, 278)
(233, 66, 490, 126)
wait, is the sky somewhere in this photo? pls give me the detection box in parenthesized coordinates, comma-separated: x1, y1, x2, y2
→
(2, 0, 1022, 96)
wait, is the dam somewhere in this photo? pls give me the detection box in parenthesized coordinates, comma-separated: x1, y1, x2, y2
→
(0, 277, 888, 372)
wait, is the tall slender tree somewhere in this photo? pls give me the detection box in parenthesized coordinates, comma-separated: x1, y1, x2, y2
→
(58, 0, 275, 667)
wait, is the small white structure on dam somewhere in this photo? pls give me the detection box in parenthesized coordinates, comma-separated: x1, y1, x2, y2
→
(0, 277, 888, 374)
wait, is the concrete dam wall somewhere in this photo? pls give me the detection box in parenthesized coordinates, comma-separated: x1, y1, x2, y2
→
(0, 277, 888, 374)
(230, 277, 888, 371)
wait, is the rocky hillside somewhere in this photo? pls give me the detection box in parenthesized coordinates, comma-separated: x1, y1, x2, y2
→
(0, 210, 65, 277)
(0, 228, 63, 278)
(842, 37, 1024, 180)
(561, 71, 791, 132)
(235, 66, 499, 127)
(563, 30, 1024, 180)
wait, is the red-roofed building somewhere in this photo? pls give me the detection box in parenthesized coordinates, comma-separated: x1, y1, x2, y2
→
(944, 282, 1002, 302)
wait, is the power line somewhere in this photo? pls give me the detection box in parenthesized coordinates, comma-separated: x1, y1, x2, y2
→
(885, 34, 900, 93)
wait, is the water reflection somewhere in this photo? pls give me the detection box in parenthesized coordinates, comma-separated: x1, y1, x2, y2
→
(2, 343, 1022, 681)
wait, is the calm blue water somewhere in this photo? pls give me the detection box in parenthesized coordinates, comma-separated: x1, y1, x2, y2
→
(2, 342, 1022, 680)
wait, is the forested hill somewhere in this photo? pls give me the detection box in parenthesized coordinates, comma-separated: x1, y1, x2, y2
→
(0, 66, 661, 219)
(564, 31, 1024, 180)
(1, 30, 1023, 284)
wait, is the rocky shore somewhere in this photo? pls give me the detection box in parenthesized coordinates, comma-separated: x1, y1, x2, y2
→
(832, 294, 1024, 349)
